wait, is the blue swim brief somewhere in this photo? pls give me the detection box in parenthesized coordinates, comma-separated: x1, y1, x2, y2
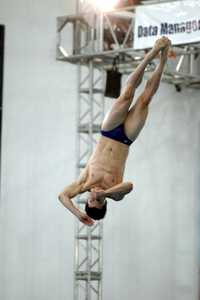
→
(101, 123, 133, 146)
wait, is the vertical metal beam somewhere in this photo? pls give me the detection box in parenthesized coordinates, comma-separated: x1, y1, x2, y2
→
(74, 59, 105, 300)
(74, 62, 81, 300)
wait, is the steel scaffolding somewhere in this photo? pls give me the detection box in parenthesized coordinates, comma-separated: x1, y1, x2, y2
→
(56, 1, 200, 300)
(57, 6, 106, 299)
(57, 2, 200, 89)
(73, 61, 105, 300)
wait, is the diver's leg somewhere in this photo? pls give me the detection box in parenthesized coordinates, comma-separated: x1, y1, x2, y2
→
(124, 45, 169, 141)
(101, 37, 170, 131)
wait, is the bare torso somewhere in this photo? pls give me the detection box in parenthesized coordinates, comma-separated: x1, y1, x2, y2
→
(83, 136, 129, 191)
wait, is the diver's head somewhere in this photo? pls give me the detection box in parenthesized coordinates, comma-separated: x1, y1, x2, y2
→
(85, 187, 107, 220)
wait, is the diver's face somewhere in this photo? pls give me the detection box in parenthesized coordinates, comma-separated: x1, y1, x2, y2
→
(87, 187, 105, 209)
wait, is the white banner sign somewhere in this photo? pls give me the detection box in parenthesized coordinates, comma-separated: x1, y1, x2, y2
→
(134, 0, 200, 49)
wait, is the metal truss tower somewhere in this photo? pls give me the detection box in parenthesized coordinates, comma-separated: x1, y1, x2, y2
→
(56, 1, 200, 300)
(74, 61, 105, 300)
(57, 4, 106, 299)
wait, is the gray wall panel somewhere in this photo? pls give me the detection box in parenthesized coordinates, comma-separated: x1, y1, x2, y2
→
(0, 0, 76, 300)
(103, 83, 200, 300)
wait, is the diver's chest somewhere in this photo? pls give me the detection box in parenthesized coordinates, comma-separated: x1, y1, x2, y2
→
(86, 163, 120, 189)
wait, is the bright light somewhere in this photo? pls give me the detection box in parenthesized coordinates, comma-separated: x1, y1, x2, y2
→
(80, 0, 120, 12)
(94, 0, 119, 12)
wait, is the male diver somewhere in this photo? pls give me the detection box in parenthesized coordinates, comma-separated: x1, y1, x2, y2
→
(58, 37, 171, 226)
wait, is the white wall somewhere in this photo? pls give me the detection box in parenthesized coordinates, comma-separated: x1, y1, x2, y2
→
(0, 1, 199, 300)
(103, 82, 200, 300)
(0, 1, 77, 300)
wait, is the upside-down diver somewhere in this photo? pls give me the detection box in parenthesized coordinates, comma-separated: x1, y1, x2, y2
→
(58, 37, 171, 226)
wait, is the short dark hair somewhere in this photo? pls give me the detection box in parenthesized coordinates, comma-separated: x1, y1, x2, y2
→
(85, 201, 107, 220)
